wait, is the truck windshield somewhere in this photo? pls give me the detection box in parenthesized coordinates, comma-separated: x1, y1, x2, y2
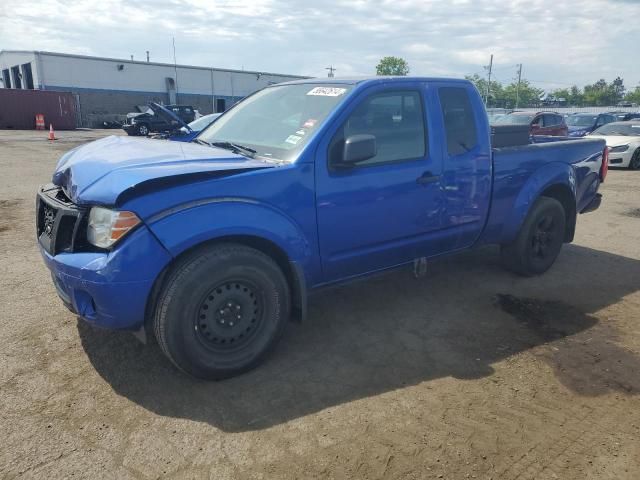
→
(566, 115, 597, 127)
(197, 83, 354, 162)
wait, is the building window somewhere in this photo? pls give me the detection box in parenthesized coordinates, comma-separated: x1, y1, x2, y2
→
(11, 66, 22, 89)
(22, 63, 34, 89)
(216, 98, 226, 113)
(1, 69, 10, 88)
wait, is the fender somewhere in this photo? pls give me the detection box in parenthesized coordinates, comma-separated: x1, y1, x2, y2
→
(500, 161, 577, 244)
(146, 197, 316, 281)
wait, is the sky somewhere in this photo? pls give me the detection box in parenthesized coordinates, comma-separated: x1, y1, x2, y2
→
(1, 0, 639, 92)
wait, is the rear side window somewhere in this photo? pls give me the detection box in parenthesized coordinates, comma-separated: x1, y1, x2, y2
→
(439, 87, 478, 155)
(330, 90, 427, 168)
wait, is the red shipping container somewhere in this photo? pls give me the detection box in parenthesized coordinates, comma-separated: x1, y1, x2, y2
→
(0, 89, 77, 130)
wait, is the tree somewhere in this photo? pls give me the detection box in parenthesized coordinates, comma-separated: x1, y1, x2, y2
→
(611, 76, 625, 102)
(376, 56, 410, 76)
(569, 85, 584, 106)
(624, 85, 640, 104)
(465, 74, 543, 108)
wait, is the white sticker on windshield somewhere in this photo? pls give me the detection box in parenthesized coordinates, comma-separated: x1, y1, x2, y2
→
(285, 135, 302, 145)
(307, 87, 347, 97)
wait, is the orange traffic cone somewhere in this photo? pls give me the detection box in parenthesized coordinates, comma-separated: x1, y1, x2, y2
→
(48, 124, 57, 141)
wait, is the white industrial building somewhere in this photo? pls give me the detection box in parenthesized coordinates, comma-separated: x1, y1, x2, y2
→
(0, 50, 307, 127)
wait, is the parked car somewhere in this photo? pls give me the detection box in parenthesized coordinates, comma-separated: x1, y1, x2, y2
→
(566, 113, 616, 137)
(123, 103, 196, 136)
(589, 121, 640, 169)
(36, 77, 606, 379)
(168, 113, 222, 142)
(608, 111, 640, 122)
(494, 111, 568, 136)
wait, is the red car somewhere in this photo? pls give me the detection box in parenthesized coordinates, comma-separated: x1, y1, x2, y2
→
(495, 111, 568, 136)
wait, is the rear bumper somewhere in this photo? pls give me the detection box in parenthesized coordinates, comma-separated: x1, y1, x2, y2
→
(39, 226, 172, 330)
(580, 193, 602, 214)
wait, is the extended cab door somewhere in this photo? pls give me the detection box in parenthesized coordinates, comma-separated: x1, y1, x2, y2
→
(314, 82, 445, 281)
(434, 84, 492, 249)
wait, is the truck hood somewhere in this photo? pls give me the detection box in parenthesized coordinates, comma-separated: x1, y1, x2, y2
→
(52, 135, 274, 205)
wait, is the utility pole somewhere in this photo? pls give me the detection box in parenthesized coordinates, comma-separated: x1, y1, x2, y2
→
(484, 54, 493, 106)
(146, 50, 150, 62)
(172, 37, 179, 101)
(325, 66, 336, 78)
(515, 63, 523, 109)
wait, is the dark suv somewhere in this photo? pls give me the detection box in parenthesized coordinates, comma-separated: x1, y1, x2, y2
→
(123, 104, 196, 136)
(566, 113, 616, 137)
(494, 111, 568, 136)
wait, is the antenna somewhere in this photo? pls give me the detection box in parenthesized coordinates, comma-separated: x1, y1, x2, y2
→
(325, 66, 336, 78)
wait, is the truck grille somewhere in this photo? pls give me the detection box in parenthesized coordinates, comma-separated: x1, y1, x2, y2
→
(36, 185, 89, 255)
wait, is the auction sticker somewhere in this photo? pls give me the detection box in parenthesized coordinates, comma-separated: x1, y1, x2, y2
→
(303, 119, 317, 128)
(285, 135, 302, 145)
(307, 87, 347, 96)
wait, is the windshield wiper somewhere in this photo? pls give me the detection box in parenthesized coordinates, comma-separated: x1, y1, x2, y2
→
(192, 138, 212, 146)
(209, 141, 257, 157)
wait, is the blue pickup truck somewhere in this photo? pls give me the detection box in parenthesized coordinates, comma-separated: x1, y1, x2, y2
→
(37, 77, 607, 379)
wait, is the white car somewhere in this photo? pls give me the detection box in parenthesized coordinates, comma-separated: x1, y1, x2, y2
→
(588, 121, 640, 169)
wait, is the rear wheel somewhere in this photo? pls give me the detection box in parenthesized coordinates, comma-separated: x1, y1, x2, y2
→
(629, 148, 640, 170)
(500, 197, 566, 276)
(153, 243, 290, 379)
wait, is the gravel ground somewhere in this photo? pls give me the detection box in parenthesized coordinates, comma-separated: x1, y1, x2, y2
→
(1, 129, 639, 479)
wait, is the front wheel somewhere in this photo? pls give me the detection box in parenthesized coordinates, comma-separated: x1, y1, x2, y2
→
(153, 243, 291, 379)
(629, 148, 640, 170)
(137, 123, 149, 136)
(500, 196, 566, 276)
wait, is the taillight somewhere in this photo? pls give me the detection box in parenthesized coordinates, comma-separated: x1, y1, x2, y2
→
(600, 146, 608, 182)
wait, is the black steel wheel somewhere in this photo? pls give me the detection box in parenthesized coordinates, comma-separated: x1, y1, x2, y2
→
(154, 243, 290, 380)
(195, 280, 263, 351)
(501, 196, 566, 276)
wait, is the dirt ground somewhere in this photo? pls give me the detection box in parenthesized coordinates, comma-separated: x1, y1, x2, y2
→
(1, 129, 639, 480)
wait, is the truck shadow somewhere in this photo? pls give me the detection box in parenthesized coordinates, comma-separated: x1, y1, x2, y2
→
(78, 244, 640, 432)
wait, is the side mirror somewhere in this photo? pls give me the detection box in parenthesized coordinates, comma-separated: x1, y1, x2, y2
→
(342, 134, 377, 165)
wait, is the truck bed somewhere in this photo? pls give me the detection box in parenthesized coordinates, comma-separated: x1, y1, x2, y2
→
(480, 136, 606, 245)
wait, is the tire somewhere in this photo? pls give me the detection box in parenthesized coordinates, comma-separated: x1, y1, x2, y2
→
(137, 123, 149, 136)
(153, 243, 291, 379)
(629, 148, 640, 170)
(500, 196, 566, 276)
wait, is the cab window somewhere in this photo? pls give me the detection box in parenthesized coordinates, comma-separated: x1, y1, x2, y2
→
(329, 90, 427, 168)
(439, 87, 478, 155)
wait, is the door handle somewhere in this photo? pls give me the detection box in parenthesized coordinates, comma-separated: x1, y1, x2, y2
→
(416, 172, 440, 185)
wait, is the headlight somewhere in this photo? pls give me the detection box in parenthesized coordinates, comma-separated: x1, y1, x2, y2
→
(608, 144, 629, 153)
(87, 207, 141, 248)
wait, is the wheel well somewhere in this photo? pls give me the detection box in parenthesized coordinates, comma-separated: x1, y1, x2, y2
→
(540, 184, 576, 242)
(144, 235, 305, 340)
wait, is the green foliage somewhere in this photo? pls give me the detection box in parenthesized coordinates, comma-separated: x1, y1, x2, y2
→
(625, 85, 640, 104)
(376, 56, 410, 76)
(467, 74, 636, 107)
(465, 74, 543, 108)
